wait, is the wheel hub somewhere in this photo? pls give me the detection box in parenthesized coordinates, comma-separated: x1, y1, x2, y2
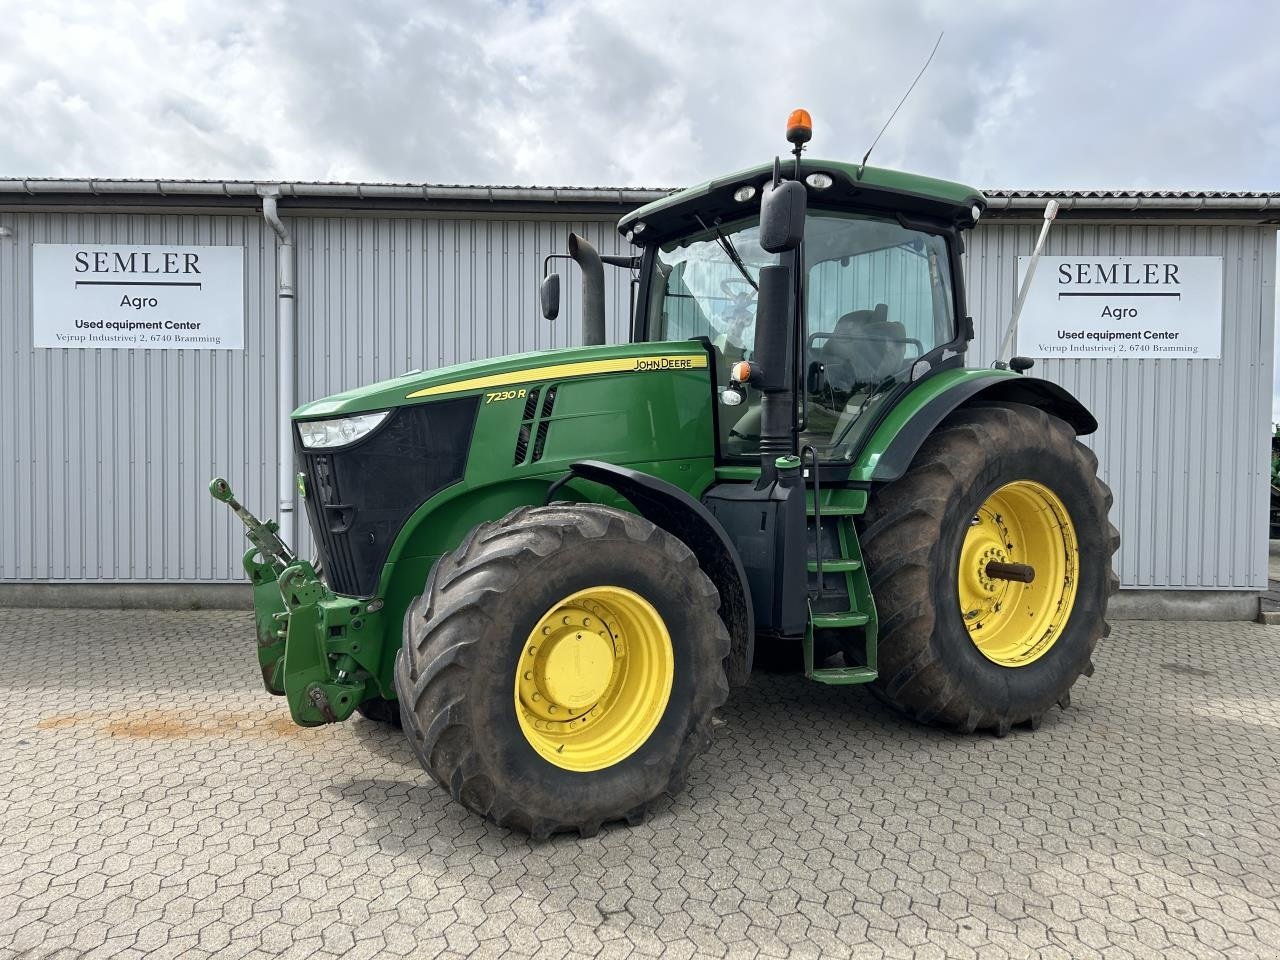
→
(956, 481, 1079, 667)
(526, 604, 617, 714)
(514, 587, 673, 772)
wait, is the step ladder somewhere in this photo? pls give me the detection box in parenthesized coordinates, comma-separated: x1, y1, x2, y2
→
(800, 449, 878, 686)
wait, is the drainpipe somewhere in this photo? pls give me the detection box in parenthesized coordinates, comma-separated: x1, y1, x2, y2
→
(258, 186, 296, 548)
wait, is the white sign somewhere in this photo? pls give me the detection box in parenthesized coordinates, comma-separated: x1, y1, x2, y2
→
(33, 244, 245, 350)
(1015, 256, 1223, 359)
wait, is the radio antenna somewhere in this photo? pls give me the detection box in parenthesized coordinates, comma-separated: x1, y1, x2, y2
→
(856, 31, 943, 179)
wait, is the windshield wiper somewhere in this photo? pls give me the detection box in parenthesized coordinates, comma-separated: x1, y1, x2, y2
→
(695, 214, 758, 292)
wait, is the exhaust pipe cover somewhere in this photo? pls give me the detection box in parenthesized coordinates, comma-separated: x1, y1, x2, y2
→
(568, 232, 607, 346)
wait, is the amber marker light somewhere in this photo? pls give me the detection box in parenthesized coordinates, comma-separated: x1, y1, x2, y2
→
(786, 109, 813, 146)
(731, 360, 753, 383)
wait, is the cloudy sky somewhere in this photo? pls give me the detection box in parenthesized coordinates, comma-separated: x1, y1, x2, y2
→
(3, 1, 1280, 192)
(5, 1, 1279, 416)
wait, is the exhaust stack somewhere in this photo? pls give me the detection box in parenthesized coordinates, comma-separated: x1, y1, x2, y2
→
(568, 233, 606, 346)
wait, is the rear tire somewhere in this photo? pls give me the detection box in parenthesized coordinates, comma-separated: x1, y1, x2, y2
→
(394, 503, 730, 838)
(853, 403, 1119, 734)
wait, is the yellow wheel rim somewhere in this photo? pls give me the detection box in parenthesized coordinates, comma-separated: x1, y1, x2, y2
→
(957, 480, 1079, 667)
(514, 586, 674, 772)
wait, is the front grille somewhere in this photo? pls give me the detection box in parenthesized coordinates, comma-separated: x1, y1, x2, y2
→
(298, 396, 479, 597)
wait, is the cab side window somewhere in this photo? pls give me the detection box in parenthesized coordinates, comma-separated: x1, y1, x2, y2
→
(802, 214, 955, 460)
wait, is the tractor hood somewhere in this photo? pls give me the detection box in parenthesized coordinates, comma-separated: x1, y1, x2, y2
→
(292, 340, 709, 419)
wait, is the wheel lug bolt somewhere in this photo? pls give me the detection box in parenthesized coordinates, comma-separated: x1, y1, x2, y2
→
(524, 671, 533, 680)
(528, 645, 537, 655)
(548, 705, 557, 714)
(532, 693, 541, 701)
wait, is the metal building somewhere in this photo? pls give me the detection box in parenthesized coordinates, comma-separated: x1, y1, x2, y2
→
(0, 179, 1274, 617)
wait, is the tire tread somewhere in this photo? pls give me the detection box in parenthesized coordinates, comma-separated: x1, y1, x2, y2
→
(859, 403, 1118, 733)
(395, 503, 730, 837)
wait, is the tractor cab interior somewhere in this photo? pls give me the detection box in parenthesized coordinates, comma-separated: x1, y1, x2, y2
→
(645, 207, 959, 463)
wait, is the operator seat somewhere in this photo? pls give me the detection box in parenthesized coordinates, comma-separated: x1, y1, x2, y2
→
(819, 303, 907, 392)
(801, 304, 911, 456)
(728, 304, 912, 456)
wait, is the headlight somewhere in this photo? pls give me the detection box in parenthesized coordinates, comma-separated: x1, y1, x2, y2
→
(297, 411, 389, 449)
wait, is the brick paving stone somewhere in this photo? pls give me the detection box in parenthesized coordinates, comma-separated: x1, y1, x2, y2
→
(1, 608, 1278, 959)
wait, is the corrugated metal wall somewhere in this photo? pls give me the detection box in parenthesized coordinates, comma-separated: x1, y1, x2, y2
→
(0, 210, 633, 582)
(0, 207, 1272, 590)
(964, 222, 1275, 590)
(0, 210, 278, 583)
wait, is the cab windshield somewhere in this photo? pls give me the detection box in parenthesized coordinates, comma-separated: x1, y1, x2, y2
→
(645, 217, 774, 456)
(645, 210, 956, 461)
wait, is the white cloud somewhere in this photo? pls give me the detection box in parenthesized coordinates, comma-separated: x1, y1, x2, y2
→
(3, 1, 1279, 190)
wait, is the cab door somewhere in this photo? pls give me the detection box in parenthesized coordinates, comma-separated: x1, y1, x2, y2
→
(799, 211, 962, 463)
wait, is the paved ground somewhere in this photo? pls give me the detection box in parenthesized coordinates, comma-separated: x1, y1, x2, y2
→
(1, 611, 1278, 960)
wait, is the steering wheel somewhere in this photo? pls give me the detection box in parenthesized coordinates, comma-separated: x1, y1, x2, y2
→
(719, 278, 756, 346)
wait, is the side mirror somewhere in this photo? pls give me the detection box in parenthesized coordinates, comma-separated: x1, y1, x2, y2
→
(759, 179, 806, 253)
(540, 273, 560, 321)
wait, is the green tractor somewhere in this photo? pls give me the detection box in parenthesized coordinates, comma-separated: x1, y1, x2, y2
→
(212, 112, 1118, 837)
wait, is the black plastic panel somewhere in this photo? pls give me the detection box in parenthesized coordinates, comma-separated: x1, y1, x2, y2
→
(298, 396, 479, 598)
(702, 478, 808, 637)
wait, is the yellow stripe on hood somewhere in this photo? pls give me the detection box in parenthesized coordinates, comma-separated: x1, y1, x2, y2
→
(406, 354, 709, 399)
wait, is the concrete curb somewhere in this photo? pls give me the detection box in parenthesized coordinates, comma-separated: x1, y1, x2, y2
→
(0, 583, 251, 610)
(0, 582, 1264, 621)
(1108, 589, 1259, 622)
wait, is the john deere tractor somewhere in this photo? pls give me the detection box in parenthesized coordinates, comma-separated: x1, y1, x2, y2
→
(212, 112, 1118, 838)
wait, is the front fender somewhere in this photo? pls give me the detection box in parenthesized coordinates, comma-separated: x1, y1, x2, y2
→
(372, 461, 715, 695)
(852, 369, 1097, 484)
(558, 460, 756, 687)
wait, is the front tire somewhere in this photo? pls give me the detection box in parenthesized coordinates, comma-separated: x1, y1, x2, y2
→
(854, 403, 1119, 735)
(394, 504, 730, 837)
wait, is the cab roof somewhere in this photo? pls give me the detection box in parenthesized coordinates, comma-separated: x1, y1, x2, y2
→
(618, 158, 985, 245)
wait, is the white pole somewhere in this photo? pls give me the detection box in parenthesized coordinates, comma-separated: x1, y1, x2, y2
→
(997, 199, 1059, 365)
(259, 187, 296, 547)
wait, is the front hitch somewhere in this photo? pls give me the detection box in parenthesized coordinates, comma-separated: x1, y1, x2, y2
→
(211, 478, 297, 694)
(210, 477, 383, 725)
(210, 477, 295, 572)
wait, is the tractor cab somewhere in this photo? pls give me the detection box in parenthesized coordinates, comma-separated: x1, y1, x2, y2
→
(619, 112, 983, 472)
(638, 199, 967, 464)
